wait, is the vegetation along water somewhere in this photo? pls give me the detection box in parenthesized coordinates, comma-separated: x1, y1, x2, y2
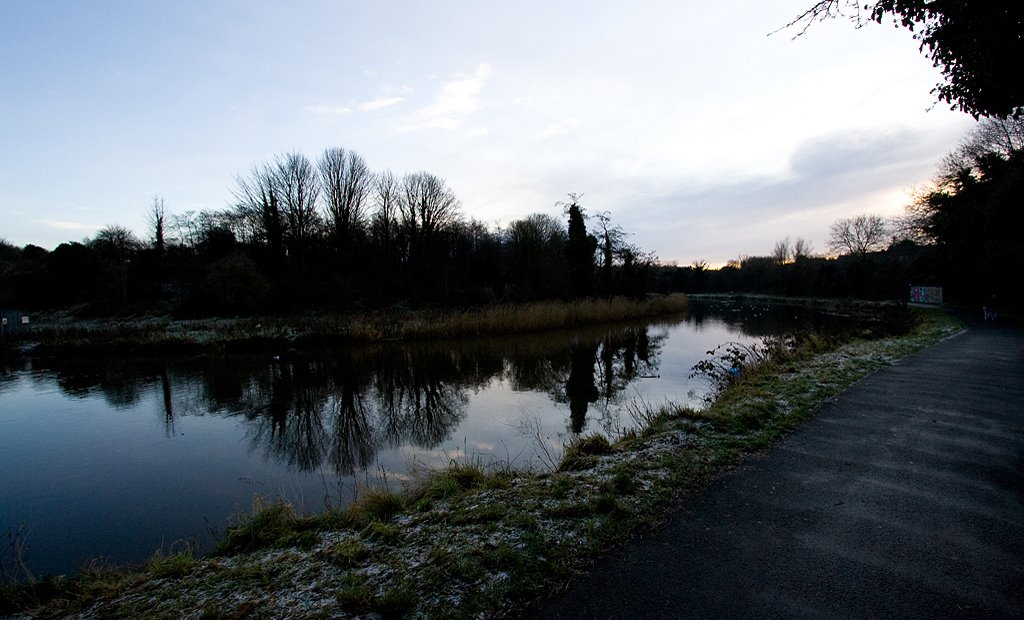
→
(0, 299, 961, 617)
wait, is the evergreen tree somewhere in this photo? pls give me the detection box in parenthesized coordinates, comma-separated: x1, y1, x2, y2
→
(564, 198, 597, 298)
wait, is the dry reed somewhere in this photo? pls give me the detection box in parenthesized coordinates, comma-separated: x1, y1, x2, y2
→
(27, 294, 687, 350)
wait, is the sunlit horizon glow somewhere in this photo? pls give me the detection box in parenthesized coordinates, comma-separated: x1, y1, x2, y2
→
(1, 1, 976, 265)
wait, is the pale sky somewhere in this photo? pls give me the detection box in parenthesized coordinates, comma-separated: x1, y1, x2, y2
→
(1, 1, 976, 265)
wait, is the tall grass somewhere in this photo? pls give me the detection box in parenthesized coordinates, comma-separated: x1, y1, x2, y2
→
(29, 294, 687, 351)
(349, 294, 688, 341)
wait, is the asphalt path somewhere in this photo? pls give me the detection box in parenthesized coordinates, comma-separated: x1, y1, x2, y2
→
(527, 322, 1023, 619)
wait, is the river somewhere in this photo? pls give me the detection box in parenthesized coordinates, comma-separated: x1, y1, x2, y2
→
(0, 299, 854, 577)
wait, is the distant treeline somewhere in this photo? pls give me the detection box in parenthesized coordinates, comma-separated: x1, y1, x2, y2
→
(3, 113, 1020, 316)
(654, 243, 941, 301)
(0, 150, 655, 316)
(660, 114, 1024, 309)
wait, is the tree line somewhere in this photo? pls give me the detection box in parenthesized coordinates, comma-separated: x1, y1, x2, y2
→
(4, 112, 1018, 315)
(0, 149, 656, 316)
(660, 114, 1023, 308)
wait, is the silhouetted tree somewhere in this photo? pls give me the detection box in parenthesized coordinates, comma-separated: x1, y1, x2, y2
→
(504, 213, 568, 299)
(828, 214, 888, 257)
(615, 244, 655, 298)
(43, 242, 99, 306)
(771, 237, 791, 265)
(170, 210, 201, 252)
(785, 1, 1024, 118)
(563, 196, 597, 298)
(0, 241, 49, 308)
(939, 115, 1024, 177)
(792, 237, 814, 260)
(370, 169, 401, 276)
(233, 161, 286, 260)
(910, 117, 1024, 304)
(593, 211, 627, 297)
(148, 196, 167, 256)
(398, 172, 461, 271)
(205, 253, 269, 315)
(275, 152, 321, 265)
(90, 225, 141, 302)
(9, 143, 670, 315)
(447, 218, 500, 303)
(91, 225, 140, 258)
(319, 147, 372, 267)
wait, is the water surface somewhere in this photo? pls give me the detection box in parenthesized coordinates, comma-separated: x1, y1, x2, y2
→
(0, 301, 848, 576)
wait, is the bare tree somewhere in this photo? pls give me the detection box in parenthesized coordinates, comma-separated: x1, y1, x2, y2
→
(792, 237, 814, 260)
(232, 161, 285, 256)
(888, 213, 930, 245)
(318, 147, 372, 258)
(370, 169, 401, 264)
(771, 236, 791, 265)
(171, 210, 200, 251)
(940, 115, 1024, 179)
(275, 152, 321, 260)
(91, 225, 140, 301)
(827, 214, 888, 256)
(592, 211, 627, 295)
(233, 152, 321, 263)
(505, 213, 568, 296)
(148, 195, 167, 255)
(398, 171, 461, 265)
(908, 115, 1024, 245)
(969, 115, 1024, 157)
(506, 213, 565, 249)
(91, 225, 140, 257)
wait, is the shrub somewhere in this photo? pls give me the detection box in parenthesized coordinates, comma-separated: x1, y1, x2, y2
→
(558, 433, 613, 471)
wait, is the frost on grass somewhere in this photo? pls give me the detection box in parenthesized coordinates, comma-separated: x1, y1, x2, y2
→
(63, 313, 961, 619)
(74, 429, 693, 619)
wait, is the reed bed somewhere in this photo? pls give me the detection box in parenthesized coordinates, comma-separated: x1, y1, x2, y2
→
(23, 294, 687, 352)
(346, 294, 687, 341)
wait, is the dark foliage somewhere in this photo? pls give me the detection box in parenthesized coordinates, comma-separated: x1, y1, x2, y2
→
(564, 198, 598, 299)
(911, 125, 1024, 307)
(0, 152, 655, 316)
(787, 1, 1024, 118)
(659, 118, 1023, 309)
(656, 244, 941, 303)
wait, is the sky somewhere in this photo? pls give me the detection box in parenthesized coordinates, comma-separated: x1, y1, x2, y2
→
(1, 1, 976, 266)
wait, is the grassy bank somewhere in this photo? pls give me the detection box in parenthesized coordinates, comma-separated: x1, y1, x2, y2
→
(1, 308, 962, 619)
(21, 295, 687, 355)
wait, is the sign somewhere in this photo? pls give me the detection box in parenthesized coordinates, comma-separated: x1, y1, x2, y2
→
(910, 286, 943, 305)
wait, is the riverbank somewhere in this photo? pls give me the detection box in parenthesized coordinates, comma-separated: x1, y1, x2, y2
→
(13, 295, 686, 357)
(0, 307, 961, 619)
(529, 318, 1024, 618)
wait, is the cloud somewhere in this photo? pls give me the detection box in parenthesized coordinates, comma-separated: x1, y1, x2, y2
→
(35, 219, 98, 231)
(358, 96, 404, 112)
(304, 105, 353, 116)
(397, 63, 493, 132)
(643, 130, 942, 221)
(541, 118, 582, 139)
(304, 97, 404, 117)
(607, 128, 953, 264)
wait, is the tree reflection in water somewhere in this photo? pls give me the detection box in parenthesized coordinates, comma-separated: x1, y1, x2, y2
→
(566, 342, 599, 434)
(27, 322, 668, 475)
(564, 326, 660, 435)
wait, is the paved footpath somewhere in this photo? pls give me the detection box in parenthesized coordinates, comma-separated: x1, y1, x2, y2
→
(528, 322, 1024, 619)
